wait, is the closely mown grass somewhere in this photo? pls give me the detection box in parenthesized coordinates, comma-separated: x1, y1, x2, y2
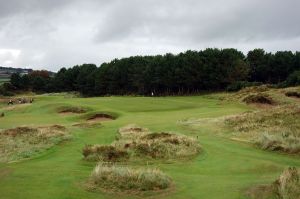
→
(246, 167, 300, 199)
(0, 125, 70, 162)
(1, 93, 300, 199)
(225, 105, 300, 154)
(88, 163, 172, 192)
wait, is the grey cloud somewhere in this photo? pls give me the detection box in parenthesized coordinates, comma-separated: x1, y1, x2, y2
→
(0, 0, 299, 70)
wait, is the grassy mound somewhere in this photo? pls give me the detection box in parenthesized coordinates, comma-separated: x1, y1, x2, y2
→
(57, 106, 87, 114)
(0, 125, 70, 162)
(247, 167, 300, 199)
(82, 145, 129, 162)
(285, 91, 300, 98)
(256, 133, 300, 154)
(243, 94, 274, 104)
(89, 163, 172, 192)
(132, 132, 200, 159)
(116, 125, 201, 160)
(117, 124, 150, 140)
(83, 124, 201, 161)
(225, 105, 300, 154)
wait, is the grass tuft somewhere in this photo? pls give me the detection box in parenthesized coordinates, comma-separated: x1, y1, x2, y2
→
(247, 167, 300, 199)
(115, 125, 201, 160)
(82, 145, 129, 162)
(89, 163, 172, 192)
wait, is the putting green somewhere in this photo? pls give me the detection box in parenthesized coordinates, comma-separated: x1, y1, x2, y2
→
(0, 95, 299, 199)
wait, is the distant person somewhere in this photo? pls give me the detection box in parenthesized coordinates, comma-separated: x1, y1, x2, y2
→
(7, 99, 13, 105)
(151, 92, 154, 96)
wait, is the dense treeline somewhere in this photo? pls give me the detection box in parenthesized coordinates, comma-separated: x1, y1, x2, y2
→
(4, 48, 300, 96)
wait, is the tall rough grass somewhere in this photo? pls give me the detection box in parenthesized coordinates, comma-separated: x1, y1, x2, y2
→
(0, 125, 70, 162)
(117, 124, 201, 159)
(225, 105, 300, 154)
(89, 163, 172, 192)
(83, 124, 201, 161)
(247, 167, 300, 199)
(82, 145, 129, 162)
(132, 132, 201, 159)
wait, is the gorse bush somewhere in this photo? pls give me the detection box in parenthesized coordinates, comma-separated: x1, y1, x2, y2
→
(89, 163, 172, 192)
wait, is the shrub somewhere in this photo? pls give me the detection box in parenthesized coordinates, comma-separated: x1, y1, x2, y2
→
(0, 83, 15, 96)
(285, 70, 300, 87)
(89, 163, 172, 192)
(226, 81, 263, 92)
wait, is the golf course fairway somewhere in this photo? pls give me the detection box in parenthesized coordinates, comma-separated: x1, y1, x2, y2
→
(0, 94, 299, 199)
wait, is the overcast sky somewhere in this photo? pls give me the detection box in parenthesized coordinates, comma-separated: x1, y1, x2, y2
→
(0, 0, 299, 71)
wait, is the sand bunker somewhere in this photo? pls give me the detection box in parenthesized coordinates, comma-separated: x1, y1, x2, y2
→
(87, 113, 115, 122)
(58, 106, 87, 115)
(72, 122, 102, 128)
